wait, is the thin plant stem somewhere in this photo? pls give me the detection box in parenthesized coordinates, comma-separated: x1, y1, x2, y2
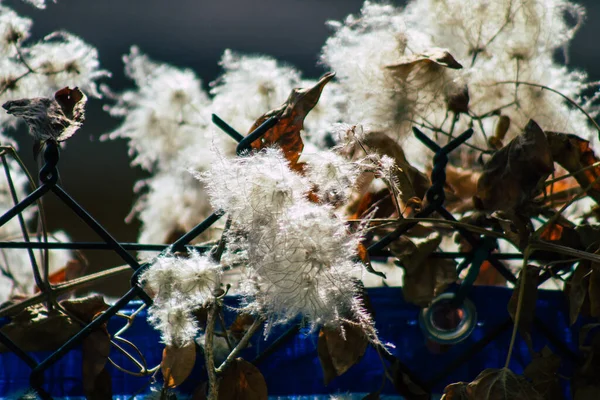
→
(215, 317, 265, 375)
(544, 162, 600, 186)
(205, 300, 219, 400)
(505, 247, 531, 368)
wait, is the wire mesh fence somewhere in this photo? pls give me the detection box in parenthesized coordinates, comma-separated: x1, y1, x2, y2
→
(0, 115, 581, 399)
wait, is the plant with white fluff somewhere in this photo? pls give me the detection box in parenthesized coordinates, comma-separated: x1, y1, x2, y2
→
(141, 251, 221, 346)
(200, 149, 372, 336)
(305, 150, 362, 206)
(200, 148, 309, 226)
(210, 50, 302, 137)
(240, 205, 365, 333)
(321, 0, 597, 169)
(102, 46, 213, 172)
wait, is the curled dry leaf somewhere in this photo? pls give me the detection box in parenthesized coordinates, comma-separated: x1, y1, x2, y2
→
(489, 211, 532, 250)
(82, 329, 112, 400)
(546, 131, 600, 205)
(533, 220, 582, 269)
(445, 165, 480, 212)
(573, 330, 600, 399)
(441, 368, 543, 400)
(60, 294, 109, 323)
(566, 261, 592, 325)
(386, 48, 463, 81)
(0, 294, 109, 353)
(3, 87, 87, 157)
(348, 187, 396, 221)
(317, 323, 368, 385)
(361, 131, 430, 207)
(523, 347, 563, 400)
(162, 342, 197, 388)
(390, 233, 457, 307)
(61, 295, 112, 398)
(476, 120, 554, 212)
(589, 263, 600, 318)
(474, 261, 507, 287)
(248, 72, 334, 171)
(507, 265, 540, 351)
(357, 241, 386, 279)
(543, 165, 580, 206)
(218, 358, 267, 400)
(0, 305, 80, 352)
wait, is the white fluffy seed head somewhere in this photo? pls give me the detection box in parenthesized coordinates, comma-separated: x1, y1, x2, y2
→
(141, 251, 220, 305)
(142, 252, 221, 346)
(102, 46, 213, 171)
(304, 150, 362, 205)
(132, 171, 215, 246)
(236, 201, 364, 332)
(210, 50, 302, 135)
(200, 148, 310, 226)
(147, 301, 199, 347)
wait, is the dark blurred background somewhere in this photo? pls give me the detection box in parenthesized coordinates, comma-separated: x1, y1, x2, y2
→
(3, 0, 600, 297)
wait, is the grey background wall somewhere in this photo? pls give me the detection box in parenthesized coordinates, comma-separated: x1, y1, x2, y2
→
(3, 0, 600, 297)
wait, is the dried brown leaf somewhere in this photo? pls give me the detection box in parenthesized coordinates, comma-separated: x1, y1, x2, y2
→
(443, 369, 543, 399)
(60, 294, 109, 323)
(441, 382, 469, 399)
(476, 120, 554, 212)
(0, 305, 80, 352)
(348, 188, 395, 220)
(3, 86, 87, 146)
(82, 329, 112, 399)
(547, 131, 600, 205)
(533, 221, 582, 268)
(84, 367, 112, 400)
(249, 72, 334, 170)
(465, 368, 542, 400)
(524, 347, 563, 400)
(218, 358, 267, 400)
(508, 265, 540, 350)
(573, 330, 600, 399)
(318, 323, 368, 385)
(474, 261, 507, 287)
(361, 131, 430, 206)
(162, 342, 196, 388)
(390, 234, 457, 307)
(567, 262, 592, 325)
(589, 264, 600, 318)
(445, 165, 480, 212)
(386, 48, 462, 81)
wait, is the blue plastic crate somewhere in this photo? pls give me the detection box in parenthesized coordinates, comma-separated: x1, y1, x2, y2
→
(0, 286, 580, 398)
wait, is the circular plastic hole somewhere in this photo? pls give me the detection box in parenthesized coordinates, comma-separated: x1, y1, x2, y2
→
(419, 292, 477, 345)
(430, 302, 465, 331)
